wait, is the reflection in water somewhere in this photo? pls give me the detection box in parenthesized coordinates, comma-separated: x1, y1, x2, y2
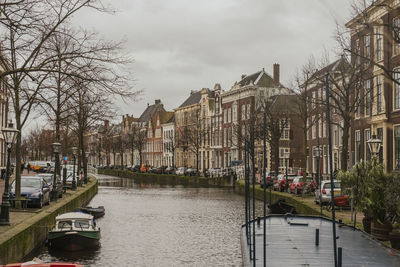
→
(32, 174, 264, 266)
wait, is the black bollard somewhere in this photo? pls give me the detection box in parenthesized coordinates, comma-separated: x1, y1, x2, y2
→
(257, 217, 260, 227)
(315, 228, 319, 246)
(338, 247, 342, 267)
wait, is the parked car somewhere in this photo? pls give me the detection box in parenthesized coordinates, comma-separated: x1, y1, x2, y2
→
(37, 173, 63, 198)
(260, 171, 275, 188)
(131, 165, 140, 172)
(9, 176, 51, 208)
(165, 166, 175, 174)
(276, 174, 297, 192)
(185, 168, 198, 176)
(288, 176, 316, 194)
(175, 167, 187, 176)
(208, 168, 222, 178)
(315, 180, 341, 204)
(154, 166, 168, 174)
(140, 164, 151, 173)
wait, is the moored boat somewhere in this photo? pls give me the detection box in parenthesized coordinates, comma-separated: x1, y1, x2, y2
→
(79, 206, 105, 219)
(3, 257, 83, 266)
(48, 212, 100, 251)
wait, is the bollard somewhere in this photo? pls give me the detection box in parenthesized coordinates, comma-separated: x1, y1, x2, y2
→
(338, 247, 342, 267)
(257, 217, 260, 227)
(315, 228, 319, 246)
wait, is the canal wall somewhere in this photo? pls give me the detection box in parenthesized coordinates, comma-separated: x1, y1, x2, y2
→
(234, 180, 321, 216)
(0, 177, 98, 264)
(98, 169, 235, 188)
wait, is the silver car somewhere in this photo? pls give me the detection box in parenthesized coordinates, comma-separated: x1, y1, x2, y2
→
(315, 180, 341, 204)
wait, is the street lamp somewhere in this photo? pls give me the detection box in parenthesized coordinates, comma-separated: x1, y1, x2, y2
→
(367, 134, 382, 158)
(51, 142, 61, 201)
(314, 146, 323, 216)
(0, 122, 19, 225)
(284, 150, 290, 192)
(85, 151, 89, 184)
(72, 147, 78, 190)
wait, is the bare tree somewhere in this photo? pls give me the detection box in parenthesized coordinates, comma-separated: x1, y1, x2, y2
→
(132, 126, 147, 167)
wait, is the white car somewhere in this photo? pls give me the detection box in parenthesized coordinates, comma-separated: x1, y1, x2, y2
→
(175, 167, 187, 175)
(315, 180, 341, 204)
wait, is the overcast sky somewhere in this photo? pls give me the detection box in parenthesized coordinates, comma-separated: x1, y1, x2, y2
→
(72, 0, 353, 121)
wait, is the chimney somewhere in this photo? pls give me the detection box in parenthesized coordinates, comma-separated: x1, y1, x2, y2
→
(273, 63, 280, 87)
(155, 99, 161, 105)
(241, 74, 247, 80)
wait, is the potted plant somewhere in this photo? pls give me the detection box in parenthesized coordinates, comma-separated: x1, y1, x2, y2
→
(390, 223, 400, 250)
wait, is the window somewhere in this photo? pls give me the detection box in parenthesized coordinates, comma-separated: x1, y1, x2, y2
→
(233, 102, 237, 122)
(395, 69, 400, 110)
(395, 126, 400, 170)
(355, 38, 361, 65)
(311, 116, 316, 139)
(312, 91, 316, 109)
(377, 75, 383, 113)
(241, 105, 245, 120)
(365, 129, 371, 161)
(376, 27, 383, 61)
(246, 104, 251, 119)
(228, 108, 232, 122)
(394, 18, 400, 54)
(279, 148, 290, 168)
(365, 80, 371, 116)
(356, 92, 361, 117)
(355, 130, 361, 163)
(215, 96, 220, 114)
(365, 35, 371, 58)
(334, 125, 339, 147)
(377, 128, 383, 163)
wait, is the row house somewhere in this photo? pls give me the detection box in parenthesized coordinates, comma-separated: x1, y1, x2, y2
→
(221, 65, 296, 173)
(138, 99, 173, 167)
(306, 59, 347, 177)
(346, 0, 400, 172)
(174, 90, 202, 168)
(162, 115, 175, 167)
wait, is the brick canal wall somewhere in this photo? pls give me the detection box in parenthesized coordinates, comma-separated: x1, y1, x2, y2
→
(98, 169, 234, 188)
(0, 178, 98, 264)
(234, 180, 321, 216)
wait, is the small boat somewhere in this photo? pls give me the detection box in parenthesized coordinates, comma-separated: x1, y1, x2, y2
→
(79, 206, 105, 219)
(48, 212, 100, 251)
(3, 257, 83, 266)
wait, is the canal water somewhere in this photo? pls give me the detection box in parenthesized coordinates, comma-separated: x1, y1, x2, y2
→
(31, 174, 264, 266)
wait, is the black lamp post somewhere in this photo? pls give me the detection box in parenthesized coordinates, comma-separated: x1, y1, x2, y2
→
(72, 146, 77, 190)
(0, 122, 19, 225)
(85, 151, 89, 184)
(314, 146, 323, 216)
(284, 151, 290, 192)
(51, 142, 61, 201)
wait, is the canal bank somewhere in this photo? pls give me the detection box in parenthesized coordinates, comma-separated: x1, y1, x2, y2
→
(98, 169, 235, 188)
(0, 177, 98, 264)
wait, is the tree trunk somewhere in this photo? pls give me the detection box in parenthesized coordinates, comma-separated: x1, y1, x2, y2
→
(341, 118, 350, 171)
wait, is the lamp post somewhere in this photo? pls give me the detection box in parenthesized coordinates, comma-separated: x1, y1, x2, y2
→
(314, 146, 323, 216)
(51, 142, 61, 201)
(72, 147, 77, 190)
(367, 134, 382, 158)
(284, 151, 290, 192)
(0, 122, 19, 225)
(85, 151, 89, 184)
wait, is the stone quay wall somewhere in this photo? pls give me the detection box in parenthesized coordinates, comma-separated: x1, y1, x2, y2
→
(98, 169, 234, 188)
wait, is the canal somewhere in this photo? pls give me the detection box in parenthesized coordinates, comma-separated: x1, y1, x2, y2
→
(30, 174, 264, 266)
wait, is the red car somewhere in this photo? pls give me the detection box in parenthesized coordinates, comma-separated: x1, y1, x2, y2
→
(275, 174, 297, 192)
(289, 176, 317, 194)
